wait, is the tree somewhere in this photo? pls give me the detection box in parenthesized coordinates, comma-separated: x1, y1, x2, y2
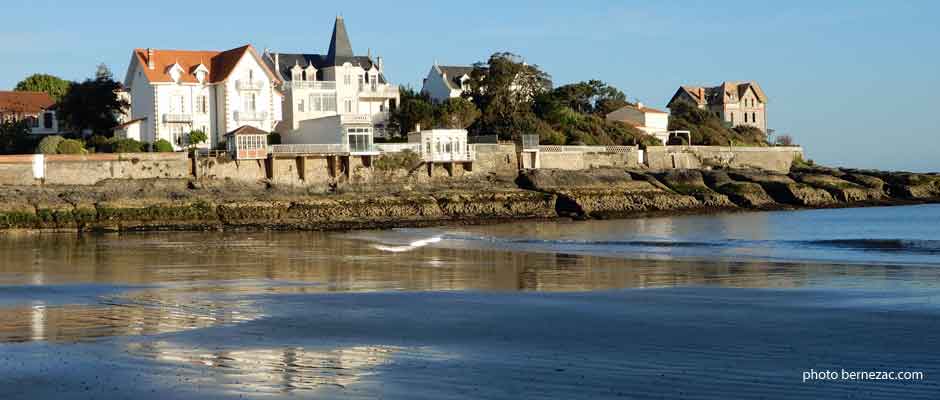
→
(547, 80, 627, 115)
(0, 120, 35, 154)
(387, 86, 434, 137)
(464, 52, 552, 139)
(153, 139, 174, 152)
(14, 74, 70, 101)
(58, 64, 129, 136)
(434, 98, 480, 129)
(188, 129, 208, 149)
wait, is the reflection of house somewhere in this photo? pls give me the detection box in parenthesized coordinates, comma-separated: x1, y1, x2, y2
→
(264, 16, 398, 151)
(408, 127, 473, 161)
(0, 91, 60, 135)
(605, 102, 669, 144)
(421, 64, 474, 103)
(123, 45, 283, 150)
(666, 81, 767, 132)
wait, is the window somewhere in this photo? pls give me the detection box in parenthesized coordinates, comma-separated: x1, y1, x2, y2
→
(344, 99, 352, 113)
(312, 94, 322, 111)
(299, 99, 305, 112)
(196, 95, 208, 114)
(344, 74, 351, 85)
(730, 113, 734, 124)
(358, 74, 364, 89)
(752, 112, 757, 122)
(249, 70, 254, 81)
(43, 112, 53, 129)
(323, 94, 336, 111)
(244, 93, 257, 112)
(744, 113, 748, 123)
(29, 116, 39, 128)
(170, 95, 185, 113)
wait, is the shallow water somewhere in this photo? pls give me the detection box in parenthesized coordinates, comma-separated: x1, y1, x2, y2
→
(1, 205, 939, 399)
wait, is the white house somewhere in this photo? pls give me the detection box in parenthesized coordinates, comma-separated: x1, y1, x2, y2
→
(408, 127, 472, 162)
(421, 64, 473, 103)
(264, 16, 399, 152)
(123, 44, 283, 150)
(0, 91, 60, 135)
(606, 103, 670, 144)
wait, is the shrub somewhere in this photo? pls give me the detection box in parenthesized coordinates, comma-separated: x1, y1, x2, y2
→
(56, 139, 86, 154)
(88, 135, 112, 152)
(374, 149, 422, 171)
(111, 138, 143, 153)
(188, 129, 208, 147)
(153, 139, 174, 152)
(775, 134, 795, 146)
(36, 135, 64, 154)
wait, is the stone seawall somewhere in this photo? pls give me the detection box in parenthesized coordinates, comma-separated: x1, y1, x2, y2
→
(645, 146, 803, 172)
(0, 165, 937, 232)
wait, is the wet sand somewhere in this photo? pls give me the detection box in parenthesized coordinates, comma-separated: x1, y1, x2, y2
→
(1, 226, 939, 399)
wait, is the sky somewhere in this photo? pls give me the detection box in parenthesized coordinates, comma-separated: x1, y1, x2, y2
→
(1, 0, 937, 171)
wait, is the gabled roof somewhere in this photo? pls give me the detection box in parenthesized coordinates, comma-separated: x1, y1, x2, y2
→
(437, 65, 475, 90)
(0, 91, 56, 114)
(667, 81, 767, 108)
(114, 117, 146, 129)
(131, 45, 277, 85)
(226, 125, 269, 136)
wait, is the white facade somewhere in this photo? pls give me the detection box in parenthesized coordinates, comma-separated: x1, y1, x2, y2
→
(266, 17, 398, 152)
(422, 65, 470, 103)
(408, 128, 473, 162)
(606, 103, 670, 144)
(124, 45, 282, 150)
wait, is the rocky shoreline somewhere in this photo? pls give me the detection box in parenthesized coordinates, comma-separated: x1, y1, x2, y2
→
(0, 166, 937, 233)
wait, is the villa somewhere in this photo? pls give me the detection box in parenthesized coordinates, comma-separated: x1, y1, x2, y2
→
(263, 16, 399, 153)
(0, 91, 60, 135)
(122, 44, 283, 150)
(667, 81, 768, 132)
(422, 64, 474, 103)
(605, 102, 670, 144)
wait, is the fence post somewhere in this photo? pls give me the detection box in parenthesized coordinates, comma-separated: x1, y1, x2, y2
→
(32, 154, 44, 180)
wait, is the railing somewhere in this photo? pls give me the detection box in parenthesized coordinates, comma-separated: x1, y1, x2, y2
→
(358, 84, 399, 97)
(235, 111, 267, 121)
(163, 113, 192, 123)
(376, 143, 421, 153)
(236, 80, 264, 90)
(340, 114, 371, 124)
(422, 148, 475, 162)
(290, 81, 336, 90)
(538, 145, 637, 153)
(270, 144, 348, 154)
(521, 134, 539, 150)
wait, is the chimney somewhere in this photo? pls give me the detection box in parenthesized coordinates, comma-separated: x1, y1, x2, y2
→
(274, 52, 279, 69)
(376, 56, 383, 72)
(147, 48, 155, 70)
(698, 87, 704, 101)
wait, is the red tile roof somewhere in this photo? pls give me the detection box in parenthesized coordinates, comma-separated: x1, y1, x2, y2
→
(132, 45, 277, 85)
(0, 91, 56, 114)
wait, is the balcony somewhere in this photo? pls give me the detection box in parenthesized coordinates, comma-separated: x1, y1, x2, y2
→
(339, 114, 371, 124)
(358, 84, 399, 98)
(290, 81, 336, 90)
(163, 113, 192, 123)
(234, 111, 268, 121)
(236, 80, 264, 91)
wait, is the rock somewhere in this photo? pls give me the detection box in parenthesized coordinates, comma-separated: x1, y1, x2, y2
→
(702, 171, 776, 208)
(434, 190, 556, 219)
(653, 170, 735, 208)
(791, 173, 883, 203)
(729, 170, 836, 206)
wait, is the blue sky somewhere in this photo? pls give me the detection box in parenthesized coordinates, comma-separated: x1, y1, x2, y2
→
(2, 0, 937, 171)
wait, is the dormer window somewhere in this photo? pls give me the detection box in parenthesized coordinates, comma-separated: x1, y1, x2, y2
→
(168, 63, 184, 83)
(193, 64, 209, 84)
(305, 65, 317, 82)
(291, 64, 303, 81)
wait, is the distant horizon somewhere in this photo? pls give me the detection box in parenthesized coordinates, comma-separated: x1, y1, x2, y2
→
(1, 0, 937, 172)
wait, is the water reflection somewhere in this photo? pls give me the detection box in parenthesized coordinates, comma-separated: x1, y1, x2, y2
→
(125, 341, 418, 394)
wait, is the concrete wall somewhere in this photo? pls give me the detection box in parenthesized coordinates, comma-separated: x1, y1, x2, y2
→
(645, 146, 802, 172)
(0, 153, 190, 186)
(472, 144, 518, 176)
(538, 150, 641, 170)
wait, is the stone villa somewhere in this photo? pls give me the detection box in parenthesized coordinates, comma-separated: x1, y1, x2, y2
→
(666, 81, 767, 132)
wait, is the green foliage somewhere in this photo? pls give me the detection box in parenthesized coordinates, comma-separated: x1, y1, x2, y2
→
(58, 64, 129, 134)
(153, 139, 174, 152)
(0, 120, 37, 154)
(465, 52, 551, 138)
(267, 133, 281, 145)
(792, 155, 816, 169)
(435, 97, 481, 129)
(36, 135, 65, 154)
(539, 106, 660, 146)
(88, 135, 111, 152)
(111, 138, 144, 153)
(374, 149, 422, 171)
(547, 80, 628, 116)
(188, 129, 208, 148)
(56, 139, 86, 154)
(15, 73, 70, 101)
(668, 102, 766, 146)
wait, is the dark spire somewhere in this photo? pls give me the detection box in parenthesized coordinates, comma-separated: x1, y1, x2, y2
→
(327, 16, 354, 64)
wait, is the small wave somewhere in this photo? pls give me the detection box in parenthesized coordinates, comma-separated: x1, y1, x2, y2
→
(441, 234, 724, 248)
(792, 239, 940, 255)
